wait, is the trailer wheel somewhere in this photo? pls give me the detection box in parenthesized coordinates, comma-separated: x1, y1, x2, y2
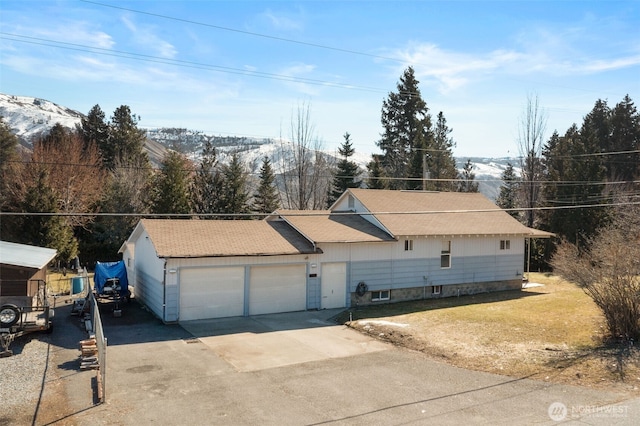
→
(0, 304, 20, 327)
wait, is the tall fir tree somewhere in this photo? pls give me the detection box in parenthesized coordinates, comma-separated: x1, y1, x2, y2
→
(0, 117, 23, 241)
(377, 66, 432, 190)
(328, 133, 361, 205)
(495, 162, 520, 219)
(22, 169, 78, 263)
(457, 159, 479, 192)
(608, 95, 640, 181)
(106, 105, 149, 171)
(79, 104, 109, 152)
(366, 154, 387, 189)
(429, 112, 459, 191)
(220, 152, 250, 219)
(150, 151, 193, 217)
(192, 138, 225, 217)
(253, 156, 280, 214)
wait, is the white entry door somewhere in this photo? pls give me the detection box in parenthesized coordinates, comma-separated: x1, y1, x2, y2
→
(321, 262, 347, 309)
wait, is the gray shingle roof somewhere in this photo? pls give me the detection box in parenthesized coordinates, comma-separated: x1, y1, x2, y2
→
(347, 189, 553, 238)
(140, 219, 316, 258)
(274, 210, 395, 243)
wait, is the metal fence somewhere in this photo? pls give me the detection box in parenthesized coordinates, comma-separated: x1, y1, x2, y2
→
(87, 284, 107, 403)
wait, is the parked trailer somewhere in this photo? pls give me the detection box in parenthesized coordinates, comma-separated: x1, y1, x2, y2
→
(0, 280, 53, 357)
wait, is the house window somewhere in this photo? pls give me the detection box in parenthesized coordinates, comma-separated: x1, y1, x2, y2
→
(432, 285, 442, 295)
(441, 240, 451, 268)
(404, 239, 413, 251)
(500, 240, 511, 250)
(371, 290, 390, 301)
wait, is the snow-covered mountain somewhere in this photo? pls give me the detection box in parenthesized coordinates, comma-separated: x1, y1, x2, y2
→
(0, 93, 517, 199)
(0, 94, 84, 148)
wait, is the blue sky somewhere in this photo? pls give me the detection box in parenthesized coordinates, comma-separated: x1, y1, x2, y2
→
(1, 1, 638, 157)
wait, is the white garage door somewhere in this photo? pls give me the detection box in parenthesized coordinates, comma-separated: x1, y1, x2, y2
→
(249, 265, 306, 315)
(321, 262, 347, 309)
(180, 267, 245, 321)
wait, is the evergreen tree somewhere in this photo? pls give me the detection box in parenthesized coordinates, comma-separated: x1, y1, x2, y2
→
(608, 95, 640, 181)
(191, 138, 225, 217)
(0, 117, 23, 241)
(377, 66, 432, 190)
(79, 104, 109, 152)
(496, 162, 520, 219)
(150, 151, 193, 217)
(22, 169, 78, 262)
(366, 154, 387, 189)
(220, 152, 250, 218)
(457, 159, 479, 192)
(253, 156, 280, 214)
(328, 133, 361, 205)
(79, 155, 151, 263)
(105, 105, 149, 171)
(542, 119, 607, 245)
(430, 112, 459, 191)
(0, 117, 19, 204)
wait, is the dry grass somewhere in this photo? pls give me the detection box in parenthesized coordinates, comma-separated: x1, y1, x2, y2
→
(341, 273, 640, 394)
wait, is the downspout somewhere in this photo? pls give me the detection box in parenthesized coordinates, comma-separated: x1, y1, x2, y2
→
(162, 259, 167, 323)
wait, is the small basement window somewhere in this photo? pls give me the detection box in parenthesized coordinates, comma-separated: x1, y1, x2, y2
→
(432, 285, 442, 295)
(371, 290, 390, 301)
(404, 239, 413, 251)
(500, 240, 511, 250)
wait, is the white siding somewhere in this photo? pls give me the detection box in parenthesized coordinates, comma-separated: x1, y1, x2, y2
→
(133, 230, 167, 321)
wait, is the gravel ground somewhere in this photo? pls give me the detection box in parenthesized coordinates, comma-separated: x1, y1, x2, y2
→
(0, 334, 51, 422)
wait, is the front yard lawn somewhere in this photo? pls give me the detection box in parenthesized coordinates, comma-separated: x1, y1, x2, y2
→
(340, 273, 640, 394)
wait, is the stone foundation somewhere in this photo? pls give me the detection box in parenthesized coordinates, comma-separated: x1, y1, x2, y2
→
(350, 279, 522, 307)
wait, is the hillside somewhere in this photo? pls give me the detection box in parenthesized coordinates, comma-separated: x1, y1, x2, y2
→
(0, 93, 515, 199)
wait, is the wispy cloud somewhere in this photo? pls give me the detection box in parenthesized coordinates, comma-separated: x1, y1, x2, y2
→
(277, 63, 319, 95)
(120, 15, 177, 59)
(261, 9, 304, 31)
(389, 43, 523, 93)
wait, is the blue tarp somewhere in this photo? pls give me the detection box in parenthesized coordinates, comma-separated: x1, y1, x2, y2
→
(94, 261, 129, 296)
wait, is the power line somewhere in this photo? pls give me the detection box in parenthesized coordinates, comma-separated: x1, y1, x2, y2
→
(79, 0, 406, 65)
(0, 33, 387, 94)
(2, 199, 639, 218)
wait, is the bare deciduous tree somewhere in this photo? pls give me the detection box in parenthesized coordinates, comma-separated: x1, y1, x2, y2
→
(518, 94, 547, 227)
(28, 130, 106, 228)
(278, 102, 328, 209)
(551, 203, 640, 341)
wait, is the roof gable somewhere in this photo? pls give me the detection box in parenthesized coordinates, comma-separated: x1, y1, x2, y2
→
(345, 189, 551, 237)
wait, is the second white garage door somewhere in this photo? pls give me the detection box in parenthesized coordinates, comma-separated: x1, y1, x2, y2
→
(249, 265, 307, 315)
(180, 267, 245, 321)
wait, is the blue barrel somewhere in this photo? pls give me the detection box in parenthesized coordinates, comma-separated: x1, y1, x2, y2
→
(71, 276, 84, 294)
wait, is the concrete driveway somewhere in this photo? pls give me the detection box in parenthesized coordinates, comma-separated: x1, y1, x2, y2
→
(180, 310, 389, 372)
(26, 301, 640, 425)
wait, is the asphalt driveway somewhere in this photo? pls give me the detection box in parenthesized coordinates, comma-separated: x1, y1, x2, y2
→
(24, 300, 640, 425)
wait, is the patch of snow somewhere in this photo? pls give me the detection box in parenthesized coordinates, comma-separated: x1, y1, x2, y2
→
(358, 320, 409, 328)
(522, 282, 545, 288)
